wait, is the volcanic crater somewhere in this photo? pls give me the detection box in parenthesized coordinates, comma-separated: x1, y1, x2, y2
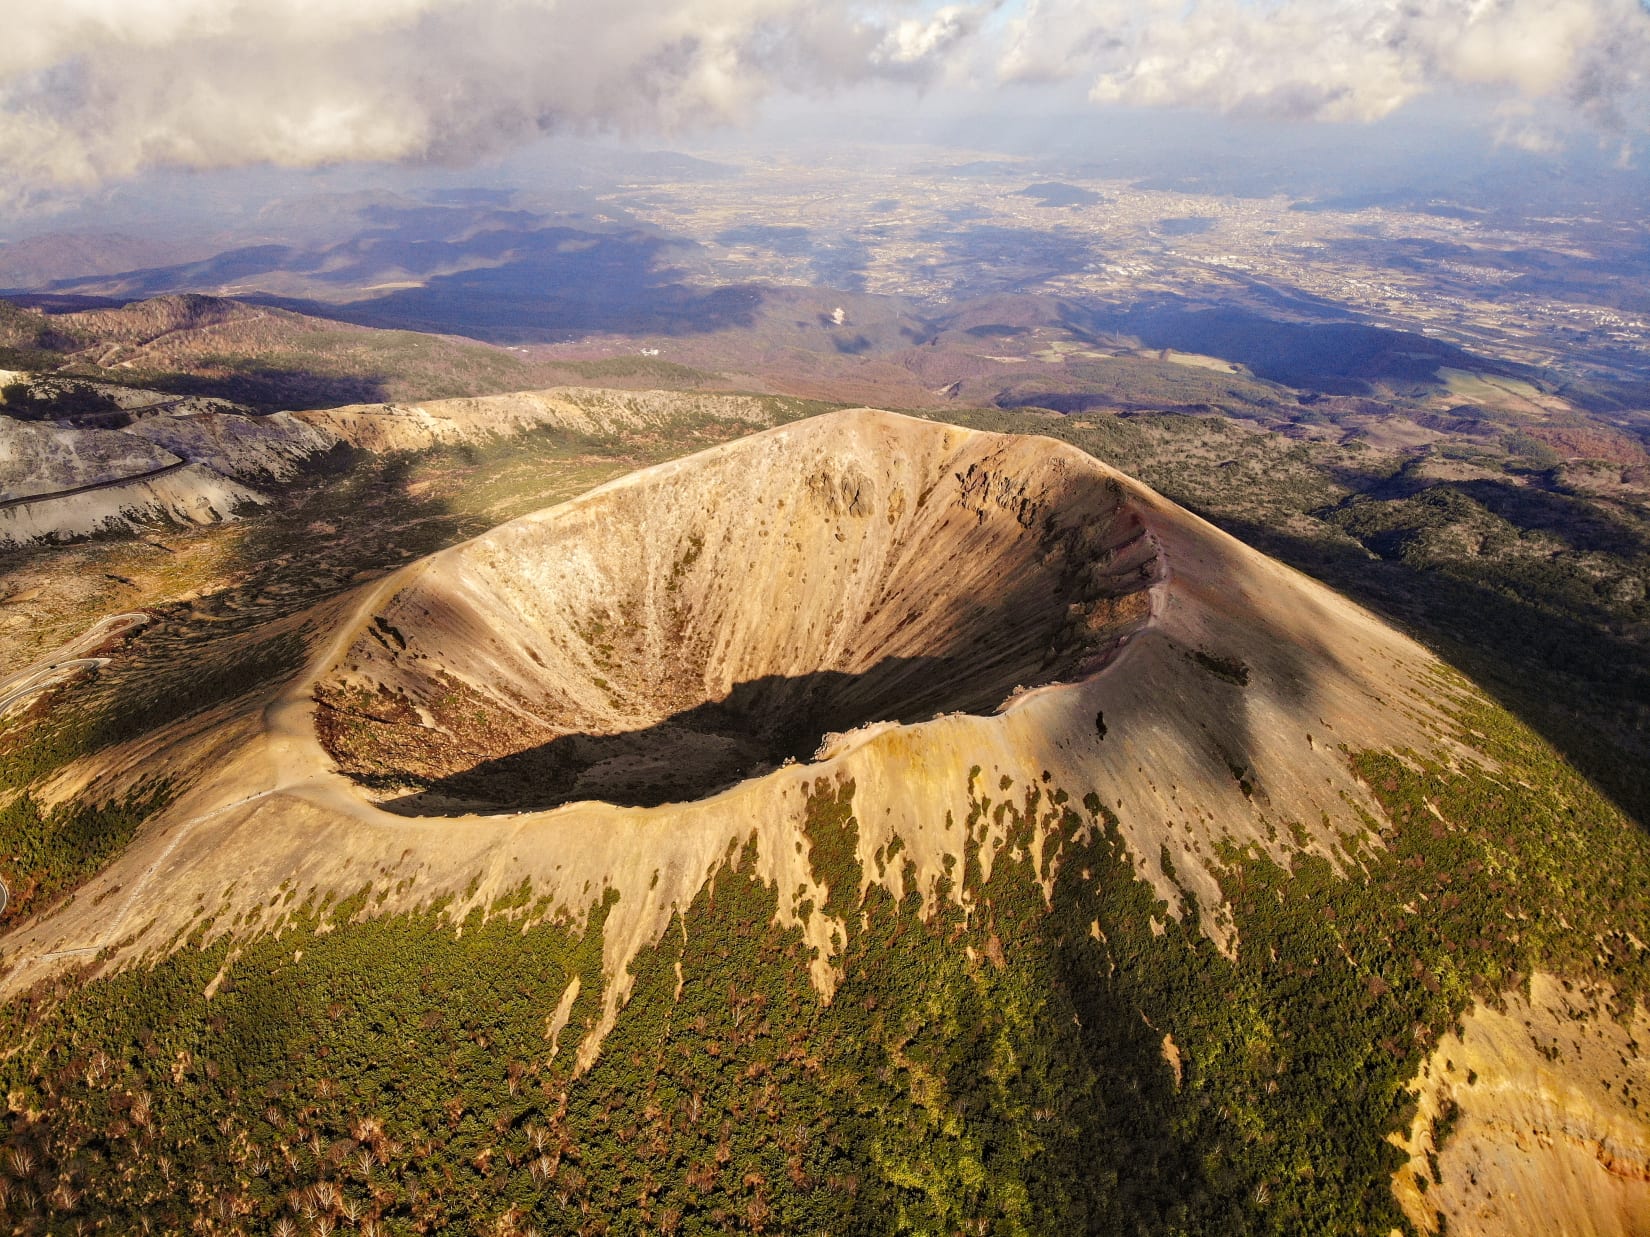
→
(316, 410, 1163, 812)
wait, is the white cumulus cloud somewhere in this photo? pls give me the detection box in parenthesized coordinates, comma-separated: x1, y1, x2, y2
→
(997, 0, 1650, 127)
(0, 0, 976, 207)
(0, 0, 1644, 208)
(875, 5, 991, 67)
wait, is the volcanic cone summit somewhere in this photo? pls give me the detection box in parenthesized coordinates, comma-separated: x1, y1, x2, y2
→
(317, 409, 1162, 811)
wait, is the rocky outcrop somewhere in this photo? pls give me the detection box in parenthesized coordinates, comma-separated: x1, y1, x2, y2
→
(0, 461, 267, 543)
(0, 385, 779, 543)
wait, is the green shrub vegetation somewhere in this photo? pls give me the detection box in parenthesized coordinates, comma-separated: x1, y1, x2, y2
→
(0, 631, 307, 923)
(0, 783, 173, 926)
(2, 684, 1646, 1233)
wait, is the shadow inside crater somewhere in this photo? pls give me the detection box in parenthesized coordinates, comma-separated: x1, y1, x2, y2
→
(382, 652, 1079, 816)
(344, 456, 1167, 818)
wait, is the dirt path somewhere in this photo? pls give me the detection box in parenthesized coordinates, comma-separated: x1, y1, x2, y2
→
(30, 789, 283, 962)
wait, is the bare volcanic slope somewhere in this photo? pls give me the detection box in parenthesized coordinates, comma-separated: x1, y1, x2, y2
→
(6, 409, 1649, 1234)
(6, 406, 1464, 994)
(317, 413, 1160, 811)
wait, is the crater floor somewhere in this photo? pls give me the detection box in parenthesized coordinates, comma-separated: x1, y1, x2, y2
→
(315, 411, 1161, 811)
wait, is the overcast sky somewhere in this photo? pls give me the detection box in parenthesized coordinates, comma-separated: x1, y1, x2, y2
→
(1, 0, 1646, 217)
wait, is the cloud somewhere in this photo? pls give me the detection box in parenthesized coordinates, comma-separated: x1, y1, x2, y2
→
(0, 0, 1644, 207)
(875, 5, 993, 68)
(997, 0, 1650, 127)
(0, 0, 979, 207)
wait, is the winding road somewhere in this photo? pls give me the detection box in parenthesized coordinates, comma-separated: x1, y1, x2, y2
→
(0, 459, 191, 514)
(1, 397, 214, 926)
(0, 612, 151, 929)
(0, 612, 150, 718)
(0, 394, 203, 515)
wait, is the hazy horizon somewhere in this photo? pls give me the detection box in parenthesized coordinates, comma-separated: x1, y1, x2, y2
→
(2, 0, 1646, 233)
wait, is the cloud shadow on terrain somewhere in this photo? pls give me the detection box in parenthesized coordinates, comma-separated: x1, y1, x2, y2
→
(926, 225, 1099, 293)
(1448, 478, 1650, 558)
(1072, 298, 1531, 395)
(715, 224, 813, 254)
(713, 223, 874, 292)
(140, 367, 393, 412)
(1155, 216, 1217, 237)
(1016, 183, 1106, 208)
(251, 227, 770, 343)
(1319, 235, 1650, 314)
(20, 218, 772, 345)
